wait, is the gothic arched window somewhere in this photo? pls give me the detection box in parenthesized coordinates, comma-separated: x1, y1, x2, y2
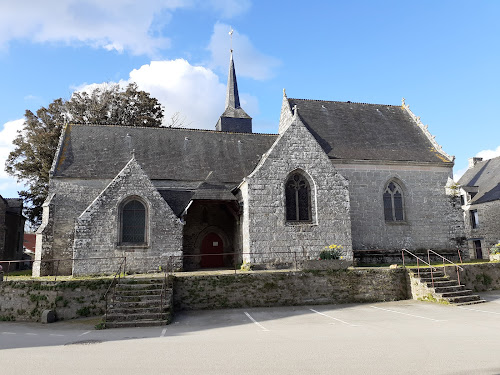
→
(383, 181, 405, 222)
(121, 199, 146, 243)
(285, 172, 311, 222)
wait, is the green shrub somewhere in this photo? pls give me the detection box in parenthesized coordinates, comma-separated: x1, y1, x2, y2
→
(490, 243, 500, 255)
(319, 244, 344, 260)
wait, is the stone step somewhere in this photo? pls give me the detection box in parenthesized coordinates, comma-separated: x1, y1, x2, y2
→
(419, 276, 450, 283)
(438, 290, 474, 298)
(110, 300, 165, 309)
(445, 294, 482, 304)
(433, 285, 466, 294)
(454, 299, 488, 306)
(108, 306, 168, 315)
(106, 312, 170, 322)
(425, 280, 458, 287)
(113, 289, 163, 296)
(105, 320, 169, 329)
(113, 294, 163, 302)
(116, 283, 163, 291)
(410, 270, 445, 278)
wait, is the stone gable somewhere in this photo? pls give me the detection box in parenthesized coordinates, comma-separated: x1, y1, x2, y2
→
(241, 111, 352, 265)
(72, 156, 182, 275)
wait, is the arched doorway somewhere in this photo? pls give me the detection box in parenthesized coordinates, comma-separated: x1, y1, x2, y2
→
(200, 232, 224, 268)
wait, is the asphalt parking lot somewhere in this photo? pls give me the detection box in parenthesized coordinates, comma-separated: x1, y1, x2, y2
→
(2, 292, 500, 375)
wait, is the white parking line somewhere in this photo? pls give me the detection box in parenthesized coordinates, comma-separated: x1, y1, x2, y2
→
(78, 331, 91, 337)
(244, 312, 269, 332)
(160, 328, 167, 337)
(309, 309, 359, 327)
(370, 306, 445, 322)
(458, 306, 500, 315)
(49, 334, 65, 337)
(25, 333, 38, 336)
(1, 332, 16, 335)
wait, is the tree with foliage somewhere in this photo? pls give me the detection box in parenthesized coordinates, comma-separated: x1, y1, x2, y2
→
(5, 83, 165, 225)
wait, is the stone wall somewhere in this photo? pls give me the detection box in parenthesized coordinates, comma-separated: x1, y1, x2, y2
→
(464, 200, 500, 259)
(0, 279, 108, 322)
(241, 112, 353, 266)
(34, 179, 108, 276)
(173, 268, 408, 310)
(439, 262, 500, 293)
(72, 157, 183, 275)
(0, 199, 6, 260)
(335, 163, 465, 252)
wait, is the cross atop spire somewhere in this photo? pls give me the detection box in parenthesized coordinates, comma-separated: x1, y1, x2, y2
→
(215, 44, 252, 133)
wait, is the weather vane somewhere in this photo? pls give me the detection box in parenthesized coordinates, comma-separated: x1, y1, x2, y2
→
(229, 28, 234, 53)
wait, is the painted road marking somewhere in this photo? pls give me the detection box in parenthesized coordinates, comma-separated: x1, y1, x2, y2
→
(78, 331, 91, 337)
(370, 306, 445, 322)
(160, 328, 167, 337)
(244, 312, 269, 332)
(458, 306, 500, 315)
(309, 309, 359, 327)
(25, 333, 38, 336)
(49, 334, 65, 337)
(1, 332, 16, 335)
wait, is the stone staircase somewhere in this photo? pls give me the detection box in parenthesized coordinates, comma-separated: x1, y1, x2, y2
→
(104, 278, 172, 328)
(409, 267, 486, 306)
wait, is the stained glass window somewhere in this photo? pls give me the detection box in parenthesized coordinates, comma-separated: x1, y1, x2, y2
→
(285, 173, 311, 222)
(122, 200, 146, 243)
(383, 181, 404, 222)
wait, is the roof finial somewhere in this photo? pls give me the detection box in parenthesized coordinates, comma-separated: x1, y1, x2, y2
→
(229, 28, 234, 53)
(131, 148, 135, 159)
(402, 97, 406, 107)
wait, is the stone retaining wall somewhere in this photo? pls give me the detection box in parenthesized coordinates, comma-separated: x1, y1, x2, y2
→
(0, 279, 108, 322)
(173, 268, 408, 311)
(439, 262, 500, 292)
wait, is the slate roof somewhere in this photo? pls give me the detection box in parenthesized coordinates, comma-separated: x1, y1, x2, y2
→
(52, 124, 277, 184)
(458, 156, 500, 204)
(287, 98, 452, 164)
(4, 198, 23, 215)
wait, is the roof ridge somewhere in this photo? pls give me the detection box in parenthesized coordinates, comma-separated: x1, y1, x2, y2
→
(288, 98, 399, 107)
(67, 123, 277, 136)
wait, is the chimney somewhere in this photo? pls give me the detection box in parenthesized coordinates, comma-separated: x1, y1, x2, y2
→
(468, 157, 483, 169)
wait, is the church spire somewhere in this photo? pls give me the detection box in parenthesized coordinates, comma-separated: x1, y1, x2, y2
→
(215, 34, 252, 133)
(225, 51, 241, 110)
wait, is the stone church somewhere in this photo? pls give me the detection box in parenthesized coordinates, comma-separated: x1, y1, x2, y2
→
(34, 53, 464, 276)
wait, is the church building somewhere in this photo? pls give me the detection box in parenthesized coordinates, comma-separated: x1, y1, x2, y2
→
(34, 53, 464, 276)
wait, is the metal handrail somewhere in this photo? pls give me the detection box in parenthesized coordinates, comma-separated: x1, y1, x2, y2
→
(103, 258, 126, 325)
(427, 249, 464, 286)
(401, 248, 437, 287)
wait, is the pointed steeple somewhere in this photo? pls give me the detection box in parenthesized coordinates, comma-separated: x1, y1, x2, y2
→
(216, 51, 252, 133)
(225, 51, 241, 109)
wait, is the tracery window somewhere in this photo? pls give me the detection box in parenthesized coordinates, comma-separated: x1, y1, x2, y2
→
(383, 181, 405, 222)
(285, 172, 311, 222)
(121, 199, 146, 243)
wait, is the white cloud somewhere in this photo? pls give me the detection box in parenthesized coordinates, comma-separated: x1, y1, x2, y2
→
(129, 59, 226, 129)
(206, 0, 251, 18)
(75, 58, 259, 130)
(454, 145, 500, 181)
(0, 1, 252, 56)
(476, 145, 500, 161)
(0, 119, 26, 198)
(208, 23, 281, 80)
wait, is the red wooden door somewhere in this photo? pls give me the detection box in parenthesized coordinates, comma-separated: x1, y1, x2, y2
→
(200, 233, 224, 268)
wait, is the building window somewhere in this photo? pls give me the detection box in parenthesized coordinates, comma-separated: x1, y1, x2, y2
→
(285, 172, 311, 222)
(121, 199, 146, 243)
(383, 181, 405, 222)
(470, 209, 479, 229)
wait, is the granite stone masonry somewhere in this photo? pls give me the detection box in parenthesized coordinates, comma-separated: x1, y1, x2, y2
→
(173, 268, 408, 311)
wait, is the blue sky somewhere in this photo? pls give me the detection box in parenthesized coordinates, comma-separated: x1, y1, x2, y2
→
(1, 0, 499, 199)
